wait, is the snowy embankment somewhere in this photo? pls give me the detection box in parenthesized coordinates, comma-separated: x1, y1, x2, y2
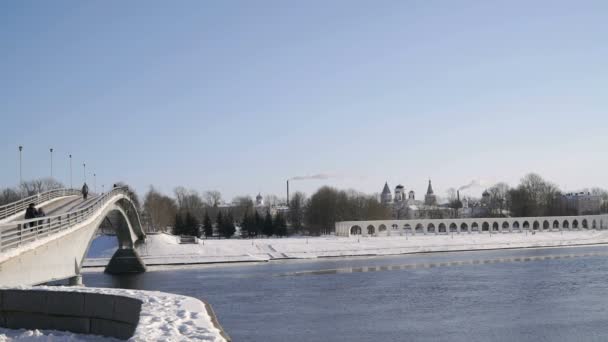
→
(0, 286, 228, 342)
(84, 230, 608, 267)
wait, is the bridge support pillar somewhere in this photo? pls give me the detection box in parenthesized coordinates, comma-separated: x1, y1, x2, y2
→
(105, 248, 146, 274)
(68, 274, 83, 286)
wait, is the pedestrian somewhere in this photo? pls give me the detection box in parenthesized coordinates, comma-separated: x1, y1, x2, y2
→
(36, 207, 46, 228)
(25, 203, 37, 228)
(82, 183, 89, 200)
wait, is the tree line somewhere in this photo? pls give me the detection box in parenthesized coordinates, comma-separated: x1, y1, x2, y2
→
(0, 178, 64, 206)
(449, 173, 608, 217)
(140, 185, 388, 237)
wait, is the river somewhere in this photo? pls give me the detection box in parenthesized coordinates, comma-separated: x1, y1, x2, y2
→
(83, 246, 608, 341)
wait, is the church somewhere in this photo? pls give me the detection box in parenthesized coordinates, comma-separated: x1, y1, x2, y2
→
(380, 180, 452, 219)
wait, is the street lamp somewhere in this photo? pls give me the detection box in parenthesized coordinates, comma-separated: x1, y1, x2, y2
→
(18, 145, 23, 185)
(94, 173, 97, 193)
(50, 148, 54, 179)
(18, 146, 23, 198)
(69, 154, 73, 189)
(83, 163, 86, 183)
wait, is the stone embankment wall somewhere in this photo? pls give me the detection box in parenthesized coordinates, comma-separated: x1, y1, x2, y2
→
(0, 289, 141, 339)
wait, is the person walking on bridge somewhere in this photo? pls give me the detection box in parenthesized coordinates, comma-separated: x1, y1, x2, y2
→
(81, 183, 89, 200)
(24, 203, 37, 228)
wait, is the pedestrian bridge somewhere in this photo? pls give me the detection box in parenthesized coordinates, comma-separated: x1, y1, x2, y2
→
(336, 215, 608, 237)
(0, 187, 146, 286)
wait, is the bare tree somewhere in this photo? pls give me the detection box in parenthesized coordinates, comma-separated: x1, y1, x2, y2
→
(19, 177, 64, 197)
(203, 190, 222, 207)
(174, 187, 204, 214)
(143, 186, 177, 232)
(0, 188, 20, 206)
(264, 194, 279, 208)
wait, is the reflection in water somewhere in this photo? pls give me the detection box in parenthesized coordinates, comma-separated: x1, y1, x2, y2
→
(277, 251, 608, 277)
(109, 273, 145, 289)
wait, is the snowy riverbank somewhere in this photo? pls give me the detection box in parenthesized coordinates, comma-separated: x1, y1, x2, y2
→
(84, 231, 608, 267)
(0, 286, 228, 342)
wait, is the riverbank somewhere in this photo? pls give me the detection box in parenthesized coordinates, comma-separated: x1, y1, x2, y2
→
(84, 231, 608, 267)
(0, 286, 229, 341)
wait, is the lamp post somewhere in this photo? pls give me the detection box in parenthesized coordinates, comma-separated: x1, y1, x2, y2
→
(102, 184, 105, 194)
(69, 154, 73, 189)
(50, 148, 54, 179)
(83, 163, 86, 183)
(18, 146, 23, 198)
(94, 173, 97, 193)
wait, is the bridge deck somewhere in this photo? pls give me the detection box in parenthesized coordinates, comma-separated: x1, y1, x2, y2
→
(4, 195, 99, 222)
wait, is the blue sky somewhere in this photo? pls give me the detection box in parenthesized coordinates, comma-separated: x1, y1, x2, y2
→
(1, 0, 607, 201)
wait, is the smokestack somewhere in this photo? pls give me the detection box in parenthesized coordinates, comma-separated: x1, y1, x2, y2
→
(287, 180, 290, 207)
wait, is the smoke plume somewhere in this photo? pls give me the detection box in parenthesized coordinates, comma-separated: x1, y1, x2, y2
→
(290, 173, 342, 181)
(458, 179, 493, 191)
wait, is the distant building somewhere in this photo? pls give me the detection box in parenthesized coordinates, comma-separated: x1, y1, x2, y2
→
(424, 180, 437, 206)
(380, 179, 453, 219)
(561, 192, 601, 215)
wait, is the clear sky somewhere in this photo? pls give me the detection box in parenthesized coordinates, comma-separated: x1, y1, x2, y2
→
(1, 0, 607, 201)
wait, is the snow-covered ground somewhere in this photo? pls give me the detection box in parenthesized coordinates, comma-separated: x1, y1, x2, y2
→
(0, 286, 227, 342)
(84, 230, 608, 267)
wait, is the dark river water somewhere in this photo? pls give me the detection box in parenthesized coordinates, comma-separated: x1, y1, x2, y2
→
(83, 246, 608, 342)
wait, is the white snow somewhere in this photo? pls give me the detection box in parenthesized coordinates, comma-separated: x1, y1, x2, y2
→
(0, 327, 121, 341)
(0, 286, 227, 342)
(84, 230, 608, 267)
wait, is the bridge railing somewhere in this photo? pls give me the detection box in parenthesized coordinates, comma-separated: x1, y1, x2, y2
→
(0, 187, 131, 253)
(0, 188, 81, 222)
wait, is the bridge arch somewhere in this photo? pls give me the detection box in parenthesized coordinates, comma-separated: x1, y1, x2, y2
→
(482, 222, 489, 231)
(461, 223, 468, 232)
(350, 225, 362, 235)
(0, 189, 146, 286)
(426, 223, 435, 234)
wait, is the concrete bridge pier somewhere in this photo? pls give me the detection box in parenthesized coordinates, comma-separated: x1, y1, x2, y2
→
(105, 248, 146, 274)
(69, 274, 83, 286)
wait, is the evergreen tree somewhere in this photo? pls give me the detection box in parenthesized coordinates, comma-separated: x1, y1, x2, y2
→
(274, 212, 288, 237)
(174, 213, 184, 236)
(220, 212, 236, 238)
(203, 211, 213, 238)
(184, 212, 199, 237)
(241, 211, 250, 238)
(216, 211, 224, 237)
(252, 211, 262, 237)
(263, 210, 274, 237)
